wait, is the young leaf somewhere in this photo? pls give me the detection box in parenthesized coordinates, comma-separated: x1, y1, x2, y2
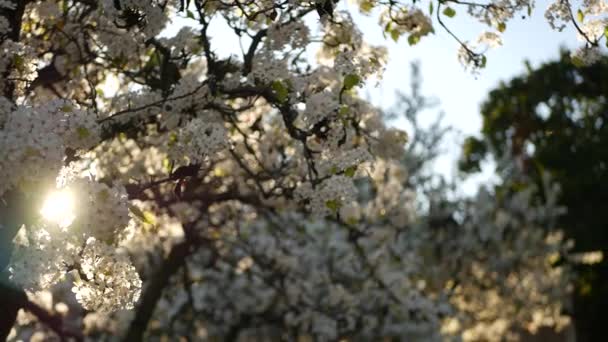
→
(325, 199, 342, 213)
(343, 74, 361, 90)
(76, 126, 90, 139)
(359, 0, 374, 14)
(443, 7, 456, 18)
(571, 56, 585, 68)
(408, 35, 420, 46)
(344, 166, 357, 178)
(390, 29, 400, 42)
(271, 80, 289, 103)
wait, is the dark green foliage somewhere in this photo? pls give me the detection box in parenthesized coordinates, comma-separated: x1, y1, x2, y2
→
(460, 50, 608, 341)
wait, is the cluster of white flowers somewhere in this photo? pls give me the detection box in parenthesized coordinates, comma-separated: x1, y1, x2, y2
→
(295, 175, 358, 217)
(545, 0, 607, 64)
(300, 90, 340, 127)
(317, 146, 372, 177)
(468, 0, 533, 28)
(579, 18, 608, 41)
(9, 226, 78, 292)
(72, 238, 142, 313)
(363, 159, 416, 226)
(0, 100, 100, 196)
(333, 47, 387, 81)
(249, 49, 289, 84)
(0, 40, 37, 96)
(169, 117, 228, 164)
(69, 179, 131, 242)
(476, 31, 504, 49)
(583, 0, 608, 14)
(8, 178, 140, 312)
(46, 100, 101, 150)
(266, 20, 310, 50)
(172, 214, 447, 341)
(160, 77, 212, 129)
(571, 46, 603, 66)
(380, 8, 434, 43)
(319, 12, 364, 58)
(456, 31, 503, 72)
(10, 227, 139, 312)
(84, 136, 169, 183)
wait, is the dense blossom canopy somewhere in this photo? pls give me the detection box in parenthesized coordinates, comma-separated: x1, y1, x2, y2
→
(0, 0, 605, 340)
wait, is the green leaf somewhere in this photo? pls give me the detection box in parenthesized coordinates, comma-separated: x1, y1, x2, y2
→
(142, 211, 157, 225)
(142, 52, 158, 69)
(338, 105, 350, 116)
(168, 131, 178, 147)
(497, 22, 506, 33)
(60, 104, 73, 112)
(408, 35, 420, 46)
(429, 2, 434, 15)
(343, 74, 361, 90)
(442, 7, 456, 18)
(344, 166, 357, 177)
(76, 126, 90, 139)
(129, 204, 157, 225)
(577, 9, 584, 22)
(384, 22, 392, 33)
(571, 56, 585, 68)
(98, 189, 110, 201)
(163, 158, 173, 173)
(13, 55, 24, 71)
(325, 199, 342, 213)
(481, 55, 487, 68)
(271, 80, 289, 103)
(187, 9, 195, 19)
(359, 0, 374, 13)
(129, 204, 144, 221)
(390, 29, 400, 42)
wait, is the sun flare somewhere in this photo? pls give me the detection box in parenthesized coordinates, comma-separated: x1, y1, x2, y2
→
(40, 189, 76, 228)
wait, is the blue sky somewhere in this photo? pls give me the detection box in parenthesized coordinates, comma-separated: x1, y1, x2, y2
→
(344, 0, 581, 192)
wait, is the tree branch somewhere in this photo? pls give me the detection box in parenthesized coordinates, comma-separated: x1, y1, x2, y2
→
(121, 240, 193, 342)
(0, 278, 83, 341)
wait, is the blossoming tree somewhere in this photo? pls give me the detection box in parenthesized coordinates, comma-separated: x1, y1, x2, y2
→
(0, 0, 604, 340)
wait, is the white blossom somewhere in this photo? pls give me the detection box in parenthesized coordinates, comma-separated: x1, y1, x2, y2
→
(571, 46, 603, 66)
(72, 238, 142, 312)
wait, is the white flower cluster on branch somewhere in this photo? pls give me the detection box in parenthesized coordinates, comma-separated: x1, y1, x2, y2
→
(72, 238, 142, 313)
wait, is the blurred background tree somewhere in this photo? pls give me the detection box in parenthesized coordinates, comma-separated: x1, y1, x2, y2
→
(460, 50, 608, 341)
